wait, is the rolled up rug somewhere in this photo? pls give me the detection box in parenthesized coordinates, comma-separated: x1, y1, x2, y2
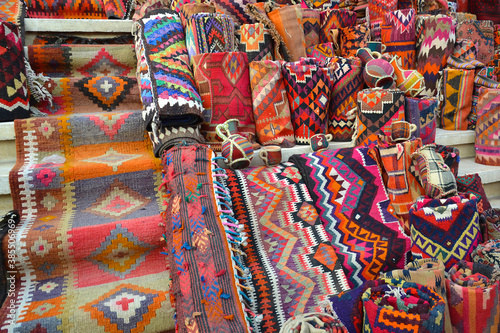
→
(382, 258, 452, 333)
(192, 52, 256, 145)
(405, 96, 437, 145)
(410, 194, 482, 270)
(133, 9, 204, 155)
(484, 210, 500, 240)
(306, 42, 335, 62)
(446, 260, 500, 333)
(282, 60, 333, 144)
(302, 8, 321, 48)
(319, 8, 357, 43)
(362, 278, 446, 333)
(472, 239, 500, 267)
(178, 2, 216, 28)
(236, 23, 274, 63)
(267, 5, 306, 62)
(185, 13, 235, 63)
(475, 87, 500, 166)
(367, 0, 398, 41)
(440, 67, 475, 130)
(381, 8, 416, 70)
(249, 60, 295, 147)
(355, 88, 406, 148)
(471, 74, 500, 130)
(160, 145, 252, 333)
(327, 56, 363, 141)
(415, 14, 456, 97)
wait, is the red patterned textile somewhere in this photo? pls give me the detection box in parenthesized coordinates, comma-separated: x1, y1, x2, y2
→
(319, 8, 357, 43)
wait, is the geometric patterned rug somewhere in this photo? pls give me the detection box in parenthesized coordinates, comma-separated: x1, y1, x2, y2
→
(1, 112, 174, 332)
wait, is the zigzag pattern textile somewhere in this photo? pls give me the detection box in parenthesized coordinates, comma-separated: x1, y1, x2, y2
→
(368, 0, 397, 41)
(213, 0, 255, 26)
(405, 97, 437, 145)
(1, 112, 174, 332)
(26, 0, 132, 19)
(161, 145, 252, 333)
(381, 8, 416, 70)
(327, 56, 363, 141)
(170, 0, 201, 13)
(302, 8, 320, 48)
(355, 88, 406, 148)
(446, 261, 500, 333)
(289, 147, 411, 289)
(415, 14, 455, 97)
(456, 20, 495, 66)
(0, 21, 29, 122)
(0, 0, 25, 38)
(249, 60, 295, 146)
(236, 23, 273, 63)
(178, 3, 215, 28)
(453, 39, 478, 61)
(306, 42, 335, 62)
(440, 68, 474, 130)
(410, 195, 482, 270)
(185, 13, 235, 64)
(319, 8, 357, 44)
(134, 10, 204, 135)
(192, 52, 256, 144)
(375, 139, 425, 233)
(225, 163, 351, 332)
(457, 173, 492, 213)
(475, 87, 500, 166)
(282, 60, 333, 144)
(382, 258, 452, 333)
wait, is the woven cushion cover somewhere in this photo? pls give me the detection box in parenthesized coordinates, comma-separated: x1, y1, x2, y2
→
(475, 87, 500, 166)
(381, 8, 416, 70)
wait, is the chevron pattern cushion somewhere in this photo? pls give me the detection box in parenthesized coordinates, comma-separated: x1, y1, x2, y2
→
(440, 68, 474, 130)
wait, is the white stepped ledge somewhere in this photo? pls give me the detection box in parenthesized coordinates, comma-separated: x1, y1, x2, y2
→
(25, 18, 133, 33)
(458, 157, 500, 185)
(0, 122, 15, 142)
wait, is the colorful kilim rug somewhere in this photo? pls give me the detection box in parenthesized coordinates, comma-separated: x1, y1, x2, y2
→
(456, 20, 495, 66)
(1, 112, 174, 332)
(440, 68, 474, 130)
(375, 139, 425, 233)
(381, 8, 416, 70)
(361, 278, 446, 333)
(249, 60, 295, 147)
(475, 87, 500, 166)
(319, 8, 357, 44)
(282, 60, 333, 144)
(178, 2, 215, 28)
(410, 195, 482, 270)
(192, 52, 256, 144)
(268, 5, 307, 62)
(302, 8, 321, 48)
(340, 24, 370, 58)
(367, 0, 398, 41)
(0, 21, 30, 122)
(415, 14, 455, 97)
(26, 0, 132, 19)
(446, 260, 500, 333)
(472, 239, 500, 268)
(456, 173, 492, 213)
(214, 0, 255, 26)
(453, 39, 478, 61)
(355, 88, 406, 148)
(405, 96, 437, 145)
(306, 42, 335, 62)
(327, 56, 363, 141)
(469, 0, 500, 25)
(0, 0, 25, 38)
(236, 23, 273, 63)
(289, 147, 411, 289)
(185, 13, 236, 64)
(170, 0, 201, 13)
(404, 95, 420, 140)
(160, 145, 252, 333)
(226, 163, 351, 332)
(134, 10, 204, 138)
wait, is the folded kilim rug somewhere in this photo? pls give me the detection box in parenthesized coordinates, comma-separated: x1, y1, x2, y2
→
(26, 44, 142, 115)
(1, 112, 175, 332)
(26, 0, 133, 19)
(226, 163, 350, 332)
(289, 148, 411, 289)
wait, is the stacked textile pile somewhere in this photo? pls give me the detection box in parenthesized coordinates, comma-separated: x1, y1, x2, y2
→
(1, 112, 174, 332)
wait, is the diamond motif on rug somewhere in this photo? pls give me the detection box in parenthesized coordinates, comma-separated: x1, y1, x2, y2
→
(77, 48, 131, 76)
(86, 224, 153, 278)
(75, 76, 135, 111)
(83, 148, 141, 172)
(86, 113, 130, 140)
(297, 202, 319, 225)
(81, 284, 166, 333)
(83, 179, 150, 218)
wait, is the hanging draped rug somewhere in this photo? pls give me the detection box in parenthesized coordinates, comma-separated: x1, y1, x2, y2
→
(26, 44, 142, 116)
(192, 52, 256, 144)
(1, 112, 174, 332)
(327, 56, 363, 141)
(381, 8, 416, 70)
(289, 147, 411, 289)
(475, 87, 500, 166)
(446, 260, 500, 333)
(249, 60, 295, 147)
(415, 14, 455, 97)
(225, 163, 350, 332)
(160, 145, 252, 333)
(26, 0, 133, 19)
